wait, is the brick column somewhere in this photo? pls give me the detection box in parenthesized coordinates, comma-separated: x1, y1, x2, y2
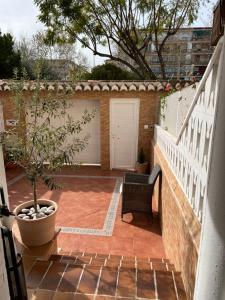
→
(100, 98, 110, 170)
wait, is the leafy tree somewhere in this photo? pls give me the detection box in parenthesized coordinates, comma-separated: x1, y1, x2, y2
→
(0, 31, 21, 79)
(34, 0, 208, 79)
(70, 63, 90, 80)
(87, 63, 139, 80)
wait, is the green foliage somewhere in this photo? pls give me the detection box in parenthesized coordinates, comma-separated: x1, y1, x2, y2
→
(87, 63, 139, 80)
(160, 87, 177, 120)
(138, 147, 145, 164)
(160, 94, 168, 121)
(1, 72, 95, 212)
(34, 0, 207, 79)
(0, 31, 21, 79)
(22, 59, 57, 80)
(69, 64, 90, 80)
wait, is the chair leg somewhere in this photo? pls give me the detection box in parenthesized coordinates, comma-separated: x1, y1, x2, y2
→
(150, 210, 153, 219)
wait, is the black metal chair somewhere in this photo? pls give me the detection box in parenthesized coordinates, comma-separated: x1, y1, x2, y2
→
(121, 164, 162, 219)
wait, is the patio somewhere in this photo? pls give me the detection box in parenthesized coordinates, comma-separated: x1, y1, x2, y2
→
(4, 166, 188, 300)
(8, 166, 165, 258)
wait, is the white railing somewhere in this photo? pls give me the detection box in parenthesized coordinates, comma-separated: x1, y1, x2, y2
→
(155, 36, 225, 222)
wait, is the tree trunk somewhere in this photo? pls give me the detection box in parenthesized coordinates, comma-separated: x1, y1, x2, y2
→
(141, 66, 157, 80)
(111, 54, 156, 80)
(157, 50, 166, 79)
(132, 50, 157, 80)
(32, 179, 38, 213)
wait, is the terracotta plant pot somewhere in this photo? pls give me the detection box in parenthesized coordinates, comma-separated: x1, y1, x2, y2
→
(14, 199, 58, 247)
(135, 161, 149, 174)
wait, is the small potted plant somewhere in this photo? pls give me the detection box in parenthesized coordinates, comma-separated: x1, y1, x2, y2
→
(1, 74, 94, 246)
(136, 147, 149, 174)
(3, 148, 17, 169)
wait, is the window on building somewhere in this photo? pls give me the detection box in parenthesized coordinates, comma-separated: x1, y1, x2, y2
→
(150, 56, 159, 62)
(192, 30, 211, 41)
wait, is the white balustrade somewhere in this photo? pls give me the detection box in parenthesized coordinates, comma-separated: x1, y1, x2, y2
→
(154, 36, 224, 222)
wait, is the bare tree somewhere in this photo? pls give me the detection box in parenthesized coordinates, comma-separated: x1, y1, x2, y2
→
(17, 31, 89, 79)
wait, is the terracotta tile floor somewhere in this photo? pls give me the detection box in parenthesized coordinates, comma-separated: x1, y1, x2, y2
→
(5, 165, 24, 181)
(9, 176, 117, 229)
(25, 253, 187, 300)
(7, 166, 165, 258)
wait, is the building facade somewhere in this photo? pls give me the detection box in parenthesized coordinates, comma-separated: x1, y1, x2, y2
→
(117, 27, 213, 80)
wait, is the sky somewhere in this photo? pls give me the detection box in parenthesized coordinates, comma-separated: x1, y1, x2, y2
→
(0, 0, 217, 68)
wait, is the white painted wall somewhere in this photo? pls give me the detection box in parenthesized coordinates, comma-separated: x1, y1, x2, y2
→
(160, 83, 199, 137)
(194, 35, 225, 300)
(66, 99, 100, 164)
(0, 102, 10, 300)
(27, 99, 100, 164)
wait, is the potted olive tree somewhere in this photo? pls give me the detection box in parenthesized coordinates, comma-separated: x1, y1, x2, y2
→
(1, 76, 94, 246)
(135, 147, 149, 174)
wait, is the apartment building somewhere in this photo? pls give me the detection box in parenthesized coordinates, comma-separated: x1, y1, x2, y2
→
(116, 27, 213, 80)
(149, 27, 213, 79)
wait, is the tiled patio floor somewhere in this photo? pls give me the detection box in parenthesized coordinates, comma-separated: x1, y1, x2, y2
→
(9, 176, 118, 231)
(7, 166, 165, 258)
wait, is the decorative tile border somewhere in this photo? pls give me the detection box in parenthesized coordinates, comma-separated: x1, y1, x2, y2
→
(52, 175, 122, 236)
(7, 173, 123, 236)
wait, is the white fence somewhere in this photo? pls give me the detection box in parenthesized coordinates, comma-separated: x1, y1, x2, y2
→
(160, 83, 199, 136)
(155, 36, 224, 222)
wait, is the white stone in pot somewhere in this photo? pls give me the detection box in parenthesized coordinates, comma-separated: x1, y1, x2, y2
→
(36, 212, 45, 218)
(18, 214, 26, 218)
(45, 209, 54, 215)
(47, 205, 55, 211)
(40, 207, 48, 213)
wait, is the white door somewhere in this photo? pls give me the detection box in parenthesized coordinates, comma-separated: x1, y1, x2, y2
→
(110, 99, 139, 169)
(67, 99, 100, 164)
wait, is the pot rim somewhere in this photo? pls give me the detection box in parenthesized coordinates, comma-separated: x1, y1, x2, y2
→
(14, 199, 58, 223)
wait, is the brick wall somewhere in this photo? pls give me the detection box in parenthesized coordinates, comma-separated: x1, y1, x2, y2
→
(151, 141, 201, 300)
(1, 90, 160, 170)
(97, 91, 160, 169)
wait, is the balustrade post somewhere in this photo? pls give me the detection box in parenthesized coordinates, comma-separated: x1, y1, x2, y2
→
(194, 36, 225, 299)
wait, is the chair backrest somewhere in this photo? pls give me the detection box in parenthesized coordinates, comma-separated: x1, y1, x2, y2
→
(148, 164, 162, 186)
(124, 172, 149, 184)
